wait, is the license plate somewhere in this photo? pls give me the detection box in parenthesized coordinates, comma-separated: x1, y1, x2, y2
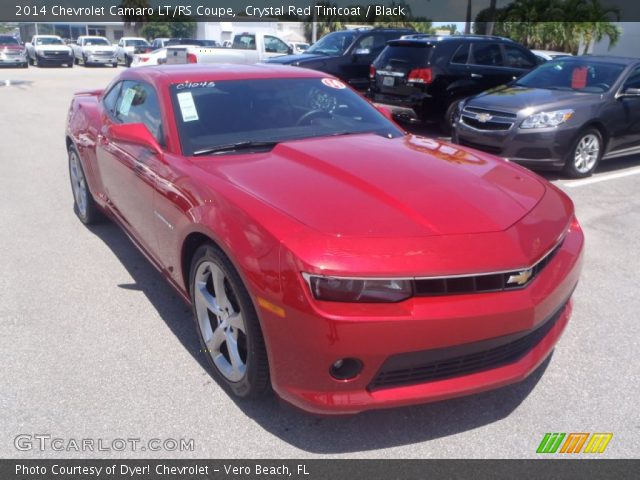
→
(382, 76, 395, 87)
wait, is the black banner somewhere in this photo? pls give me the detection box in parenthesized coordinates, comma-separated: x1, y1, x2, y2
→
(2, 0, 640, 22)
(2, 460, 640, 480)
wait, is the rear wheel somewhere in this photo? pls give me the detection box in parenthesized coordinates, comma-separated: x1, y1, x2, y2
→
(190, 244, 270, 398)
(68, 146, 101, 224)
(563, 128, 603, 178)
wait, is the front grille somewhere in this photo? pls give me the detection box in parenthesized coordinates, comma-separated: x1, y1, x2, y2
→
(461, 106, 515, 131)
(369, 299, 569, 390)
(92, 51, 114, 56)
(414, 239, 562, 296)
(461, 116, 512, 131)
(42, 51, 69, 58)
(458, 138, 503, 155)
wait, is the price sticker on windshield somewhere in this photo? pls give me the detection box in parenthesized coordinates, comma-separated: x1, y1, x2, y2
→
(119, 88, 136, 116)
(321, 78, 346, 89)
(177, 91, 199, 122)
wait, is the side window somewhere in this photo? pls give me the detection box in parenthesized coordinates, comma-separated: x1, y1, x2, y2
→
(503, 45, 536, 68)
(450, 43, 470, 64)
(354, 33, 388, 56)
(264, 35, 290, 54)
(471, 43, 504, 66)
(623, 66, 640, 89)
(232, 35, 256, 50)
(115, 81, 164, 145)
(102, 82, 121, 116)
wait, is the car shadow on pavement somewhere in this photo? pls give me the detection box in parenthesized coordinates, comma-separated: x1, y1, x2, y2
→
(88, 220, 553, 454)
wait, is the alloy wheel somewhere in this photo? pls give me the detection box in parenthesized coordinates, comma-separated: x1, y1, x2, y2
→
(69, 150, 88, 218)
(193, 261, 248, 382)
(573, 133, 600, 174)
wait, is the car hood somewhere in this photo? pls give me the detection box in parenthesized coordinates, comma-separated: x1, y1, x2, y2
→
(1, 44, 24, 52)
(82, 45, 116, 52)
(470, 85, 601, 113)
(34, 45, 71, 52)
(265, 53, 332, 65)
(197, 134, 546, 238)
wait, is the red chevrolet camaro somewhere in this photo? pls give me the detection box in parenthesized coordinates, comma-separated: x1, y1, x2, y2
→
(66, 64, 583, 414)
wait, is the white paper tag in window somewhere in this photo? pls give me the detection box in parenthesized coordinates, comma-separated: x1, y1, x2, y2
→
(177, 91, 199, 122)
(119, 88, 136, 116)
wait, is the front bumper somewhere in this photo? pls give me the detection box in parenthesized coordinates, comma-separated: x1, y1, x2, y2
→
(36, 53, 73, 66)
(86, 54, 117, 65)
(453, 119, 580, 169)
(262, 222, 583, 414)
(0, 55, 27, 66)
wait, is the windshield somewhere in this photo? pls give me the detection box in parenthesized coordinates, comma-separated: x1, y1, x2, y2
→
(516, 59, 625, 93)
(35, 37, 63, 46)
(0, 36, 19, 45)
(125, 39, 148, 46)
(307, 31, 356, 56)
(170, 78, 403, 156)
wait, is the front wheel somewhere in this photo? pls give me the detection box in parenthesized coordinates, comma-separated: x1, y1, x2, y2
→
(563, 128, 603, 178)
(68, 146, 102, 224)
(125, 56, 132, 68)
(190, 244, 270, 399)
(441, 99, 462, 136)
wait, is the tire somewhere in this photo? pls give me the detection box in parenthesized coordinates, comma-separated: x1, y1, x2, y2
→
(74, 56, 79, 65)
(112, 62, 118, 68)
(125, 55, 132, 68)
(190, 244, 270, 399)
(28, 56, 34, 66)
(67, 62, 73, 68)
(563, 128, 603, 178)
(441, 99, 462, 136)
(68, 146, 102, 225)
(22, 61, 28, 69)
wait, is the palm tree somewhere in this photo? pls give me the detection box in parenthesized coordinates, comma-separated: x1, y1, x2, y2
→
(575, 0, 621, 53)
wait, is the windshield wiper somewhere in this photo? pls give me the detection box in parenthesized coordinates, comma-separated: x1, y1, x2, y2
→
(193, 141, 279, 156)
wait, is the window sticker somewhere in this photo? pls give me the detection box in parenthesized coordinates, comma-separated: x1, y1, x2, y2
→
(119, 88, 136, 116)
(177, 91, 199, 122)
(321, 78, 346, 89)
(571, 67, 588, 89)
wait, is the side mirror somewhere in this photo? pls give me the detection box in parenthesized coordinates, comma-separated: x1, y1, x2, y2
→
(621, 87, 640, 97)
(354, 48, 371, 56)
(108, 123, 162, 155)
(376, 104, 394, 121)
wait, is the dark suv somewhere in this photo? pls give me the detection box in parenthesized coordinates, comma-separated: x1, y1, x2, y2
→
(369, 34, 539, 132)
(265, 28, 414, 91)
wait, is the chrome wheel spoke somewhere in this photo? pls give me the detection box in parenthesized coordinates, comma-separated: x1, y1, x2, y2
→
(574, 134, 600, 173)
(193, 260, 247, 383)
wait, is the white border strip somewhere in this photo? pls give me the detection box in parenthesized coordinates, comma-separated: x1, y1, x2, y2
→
(563, 166, 640, 187)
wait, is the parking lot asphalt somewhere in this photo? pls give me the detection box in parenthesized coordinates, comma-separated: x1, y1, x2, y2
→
(1, 66, 639, 459)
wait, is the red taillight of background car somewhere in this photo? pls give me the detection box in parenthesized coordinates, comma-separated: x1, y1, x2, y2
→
(407, 67, 433, 84)
(187, 53, 197, 64)
(369, 64, 376, 79)
(139, 57, 150, 63)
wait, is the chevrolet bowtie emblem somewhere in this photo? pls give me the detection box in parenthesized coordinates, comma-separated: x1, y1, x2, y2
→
(475, 113, 493, 123)
(507, 269, 533, 285)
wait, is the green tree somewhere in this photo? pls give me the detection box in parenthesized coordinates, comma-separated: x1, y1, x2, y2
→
(140, 22, 171, 40)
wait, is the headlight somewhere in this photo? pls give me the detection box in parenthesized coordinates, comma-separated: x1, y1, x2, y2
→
(303, 274, 412, 303)
(520, 109, 574, 129)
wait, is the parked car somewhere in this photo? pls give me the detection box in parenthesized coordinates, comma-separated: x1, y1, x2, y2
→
(164, 33, 291, 65)
(65, 64, 583, 414)
(72, 36, 117, 67)
(26, 35, 73, 67)
(369, 34, 539, 132)
(115, 37, 152, 67)
(130, 48, 167, 68)
(266, 28, 414, 91)
(289, 41, 310, 54)
(452, 56, 640, 177)
(151, 38, 171, 49)
(532, 50, 573, 62)
(0, 35, 28, 68)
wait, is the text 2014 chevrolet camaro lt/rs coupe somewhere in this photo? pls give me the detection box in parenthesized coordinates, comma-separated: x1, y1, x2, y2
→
(66, 64, 583, 414)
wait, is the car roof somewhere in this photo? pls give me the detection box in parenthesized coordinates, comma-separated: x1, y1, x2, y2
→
(393, 34, 515, 45)
(562, 55, 639, 65)
(122, 63, 329, 87)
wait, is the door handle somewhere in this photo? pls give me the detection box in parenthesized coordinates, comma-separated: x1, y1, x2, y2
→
(97, 134, 109, 146)
(471, 73, 483, 78)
